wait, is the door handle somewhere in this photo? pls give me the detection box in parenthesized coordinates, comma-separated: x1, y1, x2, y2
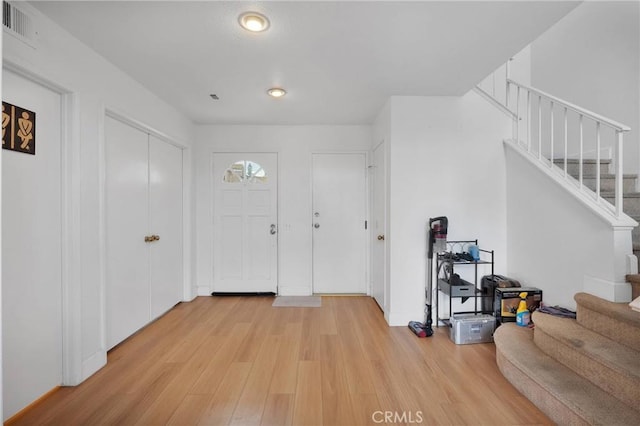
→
(152, 235, 160, 241)
(377, 235, 385, 241)
(270, 224, 277, 235)
(145, 235, 160, 243)
(314, 223, 320, 229)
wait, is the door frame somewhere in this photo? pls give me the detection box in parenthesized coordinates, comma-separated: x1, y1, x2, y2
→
(371, 140, 389, 313)
(310, 150, 370, 295)
(2, 61, 80, 385)
(98, 107, 192, 357)
(210, 152, 279, 294)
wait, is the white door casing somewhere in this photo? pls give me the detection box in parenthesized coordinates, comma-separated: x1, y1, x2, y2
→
(104, 116, 184, 350)
(2, 70, 63, 419)
(372, 142, 387, 310)
(312, 153, 367, 294)
(212, 153, 278, 293)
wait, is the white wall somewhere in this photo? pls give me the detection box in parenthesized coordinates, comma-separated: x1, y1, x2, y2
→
(384, 91, 512, 326)
(195, 125, 371, 296)
(505, 144, 634, 309)
(530, 1, 640, 175)
(2, 2, 195, 398)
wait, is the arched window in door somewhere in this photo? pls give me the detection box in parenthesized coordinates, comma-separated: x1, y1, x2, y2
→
(222, 160, 268, 183)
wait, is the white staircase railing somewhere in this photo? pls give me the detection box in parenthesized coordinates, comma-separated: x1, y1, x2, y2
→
(478, 66, 631, 220)
(506, 79, 630, 218)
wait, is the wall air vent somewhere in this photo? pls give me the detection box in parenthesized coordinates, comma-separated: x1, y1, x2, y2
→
(3, 0, 37, 48)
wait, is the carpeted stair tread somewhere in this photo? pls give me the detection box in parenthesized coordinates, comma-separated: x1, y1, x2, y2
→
(580, 173, 636, 178)
(554, 159, 611, 165)
(600, 191, 640, 198)
(494, 324, 640, 425)
(532, 311, 640, 408)
(575, 292, 640, 352)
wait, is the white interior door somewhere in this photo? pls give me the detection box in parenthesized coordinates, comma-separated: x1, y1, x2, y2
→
(2, 70, 63, 419)
(372, 143, 387, 310)
(212, 153, 278, 293)
(105, 116, 150, 350)
(312, 153, 367, 294)
(149, 136, 183, 319)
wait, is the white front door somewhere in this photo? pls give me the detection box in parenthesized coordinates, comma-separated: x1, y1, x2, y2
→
(312, 153, 367, 294)
(212, 153, 278, 293)
(2, 70, 63, 419)
(371, 142, 387, 310)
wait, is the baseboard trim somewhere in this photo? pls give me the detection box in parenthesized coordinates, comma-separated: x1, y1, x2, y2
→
(5, 386, 60, 425)
(81, 349, 107, 382)
(197, 285, 211, 296)
(584, 275, 632, 303)
(277, 286, 312, 296)
(387, 310, 423, 327)
(211, 292, 275, 297)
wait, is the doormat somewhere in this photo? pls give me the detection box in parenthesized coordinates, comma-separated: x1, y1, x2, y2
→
(272, 296, 321, 308)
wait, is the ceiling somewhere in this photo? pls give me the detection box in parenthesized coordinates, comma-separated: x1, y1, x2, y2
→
(31, 1, 579, 125)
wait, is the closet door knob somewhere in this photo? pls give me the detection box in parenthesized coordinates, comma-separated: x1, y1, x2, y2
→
(152, 235, 160, 241)
(144, 236, 153, 243)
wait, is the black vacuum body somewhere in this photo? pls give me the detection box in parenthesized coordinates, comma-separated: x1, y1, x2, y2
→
(409, 216, 448, 337)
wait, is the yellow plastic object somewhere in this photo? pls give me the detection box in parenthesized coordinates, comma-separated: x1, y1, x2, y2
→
(516, 292, 530, 327)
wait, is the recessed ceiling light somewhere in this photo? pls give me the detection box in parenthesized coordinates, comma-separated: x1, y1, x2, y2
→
(267, 88, 286, 98)
(238, 12, 270, 32)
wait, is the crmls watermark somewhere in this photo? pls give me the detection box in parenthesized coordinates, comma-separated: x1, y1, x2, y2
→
(371, 411, 424, 424)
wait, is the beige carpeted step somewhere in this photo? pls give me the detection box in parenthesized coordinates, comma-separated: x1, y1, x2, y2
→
(494, 324, 640, 426)
(575, 292, 640, 352)
(581, 174, 637, 193)
(553, 158, 611, 177)
(602, 191, 640, 215)
(532, 311, 640, 408)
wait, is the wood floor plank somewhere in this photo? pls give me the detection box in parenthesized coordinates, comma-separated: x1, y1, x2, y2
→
(336, 318, 377, 395)
(292, 360, 323, 425)
(261, 393, 294, 426)
(166, 394, 209, 426)
(8, 295, 553, 426)
(197, 361, 252, 425)
(230, 335, 282, 425)
(320, 358, 358, 426)
(189, 322, 251, 394)
(135, 333, 233, 424)
(268, 322, 302, 394)
(298, 309, 323, 361)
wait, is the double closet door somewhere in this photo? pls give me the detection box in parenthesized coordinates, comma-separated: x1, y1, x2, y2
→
(105, 115, 183, 350)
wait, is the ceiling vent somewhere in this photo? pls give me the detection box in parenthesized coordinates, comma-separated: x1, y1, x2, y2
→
(3, 1, 37, 47)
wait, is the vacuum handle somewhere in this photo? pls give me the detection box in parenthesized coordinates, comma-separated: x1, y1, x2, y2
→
(427, 216, 448, 259)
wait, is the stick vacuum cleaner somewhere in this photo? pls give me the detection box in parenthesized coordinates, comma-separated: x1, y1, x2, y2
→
(409, 216, 448, 337)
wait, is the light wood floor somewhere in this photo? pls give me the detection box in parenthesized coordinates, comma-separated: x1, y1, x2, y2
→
(9, 296, 552, 425)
